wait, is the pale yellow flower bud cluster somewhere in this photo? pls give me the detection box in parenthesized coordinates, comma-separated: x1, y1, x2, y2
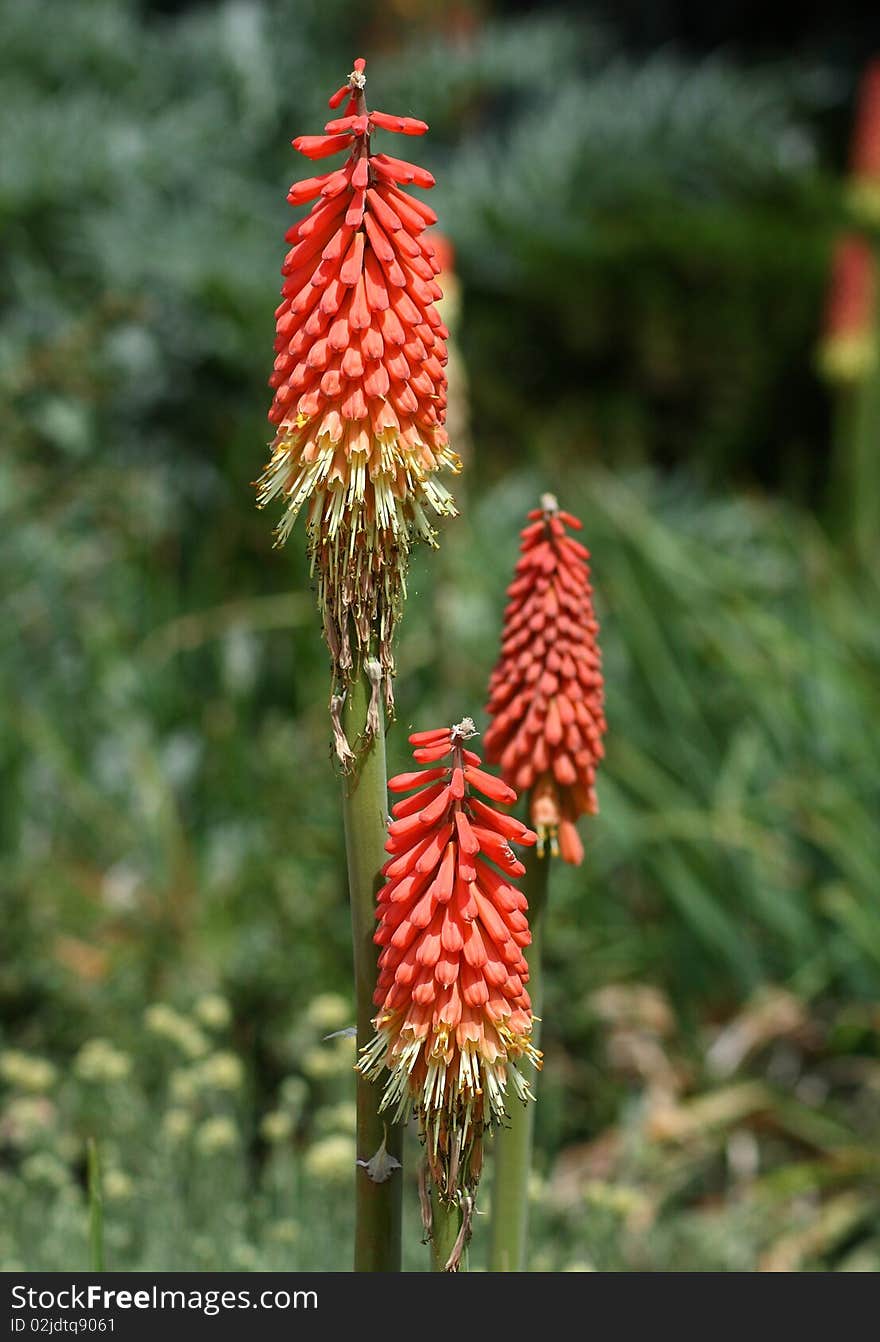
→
(144, 1004, 210, 1058)
(194, 1116, 239, 1156)
(74, 1039, 132, 1084)
(0, 1051, 57, 1094)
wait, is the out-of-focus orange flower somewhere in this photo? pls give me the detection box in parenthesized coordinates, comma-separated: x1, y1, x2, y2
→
(819, 236, 877, 382)
(850, 59, 880, 189)
(819, 60, 880, 383)
(483, 495, 606, 866)
(258, 59, 460, 715)
(358, 720, 540, 1203)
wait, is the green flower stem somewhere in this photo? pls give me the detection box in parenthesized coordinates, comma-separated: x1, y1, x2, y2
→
(487, 845, 551, 1272)
(87, 1137, 104, 1272)
(341, 668, 403, 1273)
(834, 365, 880, 566)
(429, 1192, 464, 1272)
(830, 237, 880, 568)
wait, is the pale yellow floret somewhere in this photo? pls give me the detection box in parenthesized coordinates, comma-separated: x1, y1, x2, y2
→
(356, 1008, 540, 1201)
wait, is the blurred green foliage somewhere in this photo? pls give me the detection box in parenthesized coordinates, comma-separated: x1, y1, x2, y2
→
(2, 0, 880, 1270)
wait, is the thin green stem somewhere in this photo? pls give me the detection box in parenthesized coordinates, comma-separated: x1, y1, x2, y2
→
(487, 846, 551, 1272)
(838, 366, 880, 566)
(829, 238, 880, 568)
(341, 667, 403, 1272)
(87, 1137, 104, 1272)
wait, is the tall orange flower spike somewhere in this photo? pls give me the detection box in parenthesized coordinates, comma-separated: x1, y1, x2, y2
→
(258, 58, 461, 718)
(483, 494, 606, 866)
(358, 719, 541, 1204)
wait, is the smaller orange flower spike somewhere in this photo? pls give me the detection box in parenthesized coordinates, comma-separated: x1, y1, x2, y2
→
(358, 719, 540, 1204)
(483, 495, 606, 865)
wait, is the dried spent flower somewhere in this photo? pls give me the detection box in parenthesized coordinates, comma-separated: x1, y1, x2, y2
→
(484, 496, 606, 865)
(358, 721, 540, 1204)
(258, 58, 460, 719)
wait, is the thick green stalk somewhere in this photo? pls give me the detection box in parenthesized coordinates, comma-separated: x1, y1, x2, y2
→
(429, 1192, 463, 1272)
(487, 847, 551, 1272)
(87, 1137, 104, 1271)
(341, 668, 403, 1272)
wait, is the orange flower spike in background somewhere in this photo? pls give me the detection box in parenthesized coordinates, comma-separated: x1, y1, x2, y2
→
(358, 719, 541, 1204)
(483, 494, 606, 866)
(258, 58, 461, 716)
(848, 57, 880, 223)
(818, 61, 880, 385)
(819, 236, 877, 383)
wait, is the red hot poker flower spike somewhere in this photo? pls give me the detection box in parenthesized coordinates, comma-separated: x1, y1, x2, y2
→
(483, 494, 606, 866)
(357, 718, 541, 1204)
(257, 59, 461, 715)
